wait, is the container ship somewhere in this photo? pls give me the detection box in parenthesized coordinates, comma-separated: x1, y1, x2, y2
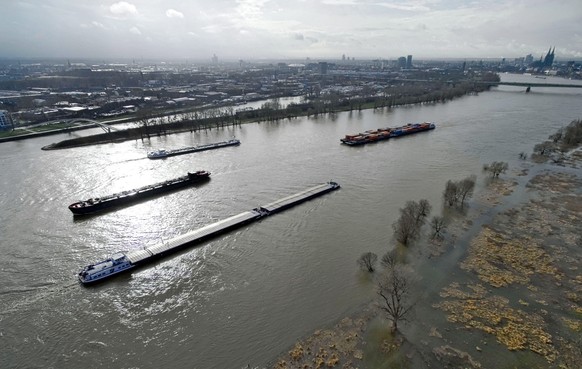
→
(147, 139, 240, 159)
(340, 122, 436, 146)
(77, 181, 340, 284)
(68, 171, 210, 215)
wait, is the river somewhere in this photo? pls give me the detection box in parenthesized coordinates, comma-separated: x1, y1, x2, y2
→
(0, 74, 581, 369)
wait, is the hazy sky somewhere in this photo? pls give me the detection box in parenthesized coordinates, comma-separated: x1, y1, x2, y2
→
(1, 0, 581, 61)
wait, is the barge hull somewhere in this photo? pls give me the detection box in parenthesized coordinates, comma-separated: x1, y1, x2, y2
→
(79, 181, 340, 283)
(148, 139, 240, 159)
(69, 171, 210, 215)
(340, 122, 435, 146)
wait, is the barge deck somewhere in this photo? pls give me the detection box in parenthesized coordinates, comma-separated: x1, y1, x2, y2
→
(147, 139, 240, 159)
(78, 181, 340, 284)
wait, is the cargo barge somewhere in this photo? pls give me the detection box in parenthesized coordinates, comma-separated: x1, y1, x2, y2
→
(340, 122, 435, 146)
(68, 171, 210, 215)
(147, 139, 240, 159)
(78, 181, 340, 284)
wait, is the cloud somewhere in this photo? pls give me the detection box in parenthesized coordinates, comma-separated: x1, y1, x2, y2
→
(110, 2, 138, 16)
(376, 2, 432, 12)
(321, 0, 358, 5)
(129, 26, 141, 35)
(92, 21, 107, 30)
(235, 0, 270, 20)
(166, 9, 184, 18)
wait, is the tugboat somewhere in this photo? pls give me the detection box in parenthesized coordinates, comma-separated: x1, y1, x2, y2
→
(78, 252, 135, 284)
(68, 171, 210, 215)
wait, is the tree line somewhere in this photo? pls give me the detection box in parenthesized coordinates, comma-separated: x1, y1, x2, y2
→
(533, 119, 582, 163)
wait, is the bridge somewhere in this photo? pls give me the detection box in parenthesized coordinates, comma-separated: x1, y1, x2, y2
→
(393, 78, 582, 91)
(487, 81, 582, 89)
(67, 118, 118, 133)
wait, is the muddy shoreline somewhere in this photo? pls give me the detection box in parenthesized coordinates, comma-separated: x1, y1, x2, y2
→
(269, 149, 582, 369)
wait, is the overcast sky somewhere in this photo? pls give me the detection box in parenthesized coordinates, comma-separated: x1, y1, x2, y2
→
(1, 0, 581, 61)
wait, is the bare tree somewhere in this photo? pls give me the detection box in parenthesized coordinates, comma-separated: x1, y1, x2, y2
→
(392, 200, 432, 246)
(562, 119, 582, 146)
(417, 199, 432, 224)
(443, 180, 459, 207)
(457, 175, 476, 206)
(137, 108, 153, 140)
(443, 176, 476, 208)
(377, 263, 414, 332)
(392, 205, 420, 246)
(358, 252, 378, 272)
(533, 141, 555, 156)
(518, 152, 528, 160)
(381, 250, 403, 270)
(483, 161, 508, 177)
(549, 127, 563, 143)
(430, 216, 446, 240)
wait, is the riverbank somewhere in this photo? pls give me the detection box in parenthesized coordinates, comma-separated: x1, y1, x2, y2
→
(38, 80, 491, 150)
(270, 147, 582, 368)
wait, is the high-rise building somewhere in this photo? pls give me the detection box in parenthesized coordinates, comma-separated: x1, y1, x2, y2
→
(397, 57, 406, 69)
(406, 55, 413, 69)
(525, 54, 534, 65)
(318, 62, 328, 74)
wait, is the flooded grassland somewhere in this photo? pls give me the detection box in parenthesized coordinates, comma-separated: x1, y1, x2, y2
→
(273, 149, 582, 369)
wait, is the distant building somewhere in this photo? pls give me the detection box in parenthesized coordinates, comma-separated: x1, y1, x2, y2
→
(543, 47, 555, 67)
(397, 57, 406, 69)
(318, 62, 328, 75)
(525, 54, 534, 65)
(212, 54, 218, 64)
(530, 46, 556, 69)
(406, 55, 413, 69)
(0, 110, 13, 130)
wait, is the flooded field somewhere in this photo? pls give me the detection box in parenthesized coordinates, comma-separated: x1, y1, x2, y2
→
(273, 148, 582, 368)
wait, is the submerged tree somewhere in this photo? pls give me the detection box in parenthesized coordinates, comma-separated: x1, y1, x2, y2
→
(137, 108, 154, 140)
(392, 200, 432, 246)
(457, 175, 476, 207)
(358, 252, 378, 273)
(483, 161, 508, 177)
(381, 251, 398, 269)
(430, 215, 447, 240)
(416, 199, 432, 225)
(443, 175, 476, 208)
(393, 206, 419, 246)
(533, 141, 555, 156)
(443, 180, 459, 207)
(563, 119, 582, 146)
(377, 262, 414, 332)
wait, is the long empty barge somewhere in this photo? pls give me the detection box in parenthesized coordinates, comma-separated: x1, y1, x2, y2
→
(69, 171, 210, 215)
(78, 181, 340, 284)
(147, 138, 240, 159)
(340, 122, 435, 146)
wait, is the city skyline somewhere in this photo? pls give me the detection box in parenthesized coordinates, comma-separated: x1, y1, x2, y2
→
(1, 0, 581, 61)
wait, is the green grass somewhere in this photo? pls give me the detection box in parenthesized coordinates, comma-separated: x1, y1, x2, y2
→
(28, 123, 76, 132)
(0, 130, 27, 138)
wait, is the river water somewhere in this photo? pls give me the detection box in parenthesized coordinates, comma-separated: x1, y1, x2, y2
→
(1, 74, 581, 369)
